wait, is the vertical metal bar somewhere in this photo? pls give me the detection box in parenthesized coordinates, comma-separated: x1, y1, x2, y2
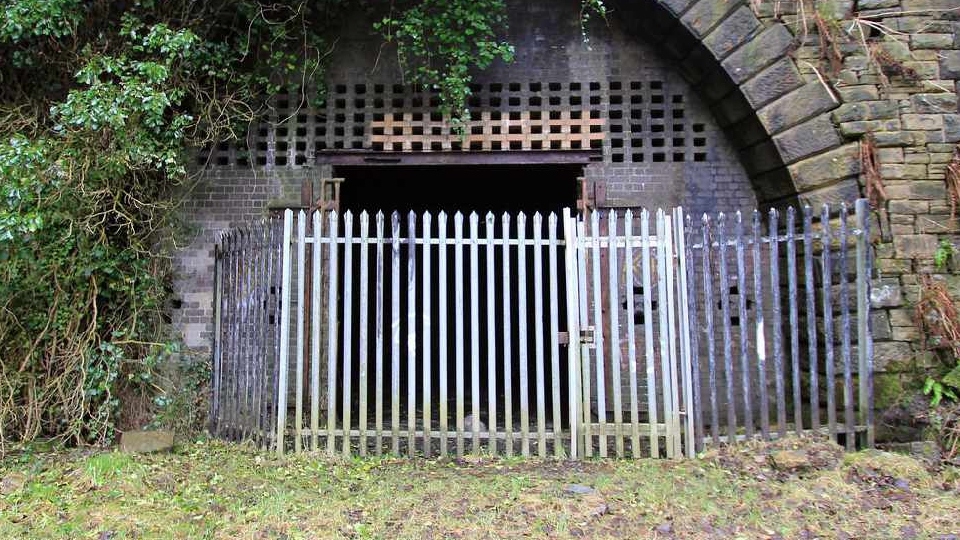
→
(470, 212, 482, 452)
(548, 213, 563, 458)
(734, 212, 753, 440)
(578, 219, 592, 458)
(702, 215, 719, 444)
(342, 212, 355, 457)
(485, 213, 497, 453)
(517, 212, 544, 457)
(717, 213, 736, 439)
(607, 211, 624, 457)
(641, 209, 658, 458)
(855, 199, 874, 447)
(326, 211, 340, 454)
(684, 213, 704, 453)
(562, 208, 581, 459)
(270, 220, 282, 448)
(752, 210, 769, 440)
(423, 211, 433, 458)
(359, 212, 371, 456)
(502, 213, 514, 457)
(455, 212, 466, 457)
(534, 213, 548, 457)
(769, 209, 786, 438)
(839, 203, 855, 450)
(517, 212, 530, 456)
(786, 207, 802, 435)
(296, 212, 307, 452)
(391, 212, 401, 454)
(624, 210, 641, 455)
(375, 211, 385, 454)
(407, 212, 417, 456)
(655, 211, 673, 457)
(675, 207, 696, 458)
(311, 211, 323, 451)
(803, 206, 820, 433)
(501, 212, 512, 456)
(439, 212, 449, 456)
(591, 210, 607, 457)
(211, 238, 224, 436)
(252, 227, 265, 444)
(276, 210, 294, 456)
(822, 205, 837, 442)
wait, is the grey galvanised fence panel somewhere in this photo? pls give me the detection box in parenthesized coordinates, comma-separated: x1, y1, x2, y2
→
(210, 199, 875, 457)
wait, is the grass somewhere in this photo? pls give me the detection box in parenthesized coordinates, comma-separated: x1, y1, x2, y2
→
(1, 437, 958, 539)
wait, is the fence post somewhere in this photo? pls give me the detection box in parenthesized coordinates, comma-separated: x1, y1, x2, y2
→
(211, 235, 224, 437)
(276, 209, 294, 456)
(562, 208, 581, 459)
(855, 199, 875, 447)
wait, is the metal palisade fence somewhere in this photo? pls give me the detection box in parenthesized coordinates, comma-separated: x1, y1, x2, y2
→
(210, 199, 874, 458)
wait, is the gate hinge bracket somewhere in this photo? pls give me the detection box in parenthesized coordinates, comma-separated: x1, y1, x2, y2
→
(580, 326, 595, 346)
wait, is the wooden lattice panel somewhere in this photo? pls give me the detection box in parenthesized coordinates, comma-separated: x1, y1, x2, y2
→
(370, 110, 605, 152)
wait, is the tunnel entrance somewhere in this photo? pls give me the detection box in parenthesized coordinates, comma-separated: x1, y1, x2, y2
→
(333, 163, 581, 455)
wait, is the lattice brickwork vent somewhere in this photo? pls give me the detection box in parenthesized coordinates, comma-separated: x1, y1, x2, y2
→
(197, 81, 710, 167)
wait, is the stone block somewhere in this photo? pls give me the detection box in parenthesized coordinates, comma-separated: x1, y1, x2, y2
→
(722, 24, 795, 84)
(787, 143, 861, 191)
(916, 214, 960, 234)
(879, 163, 929, 180)
(119, 430, 175, 453)
(945, 114, 960, 142)
(872, 131, 919, 147)
(837, 85, 880, 102)
(740, 58, 805, 109)
(893, 234, 938, 259)
(795, 181, 861, 208)
(912, 34, 955, 50)
(873, 373, 905, 409)
(902, 114, 944, 131)
(661, 0, 697, 15)
(902, 0, 960, 10)
(887, 200, 928, 214)
(702, 6, 761, 60)
(773, 115, 843, 165)
(831, 100, 900, 123)
(872, 311, 892, 340)
(876, 148, 904, 162)
(681, 0, 741, 37)
(857, 0, 898, 7)
(873, 342, 915, 373)
(911, 93, 957, 114)
(871, 280, 903, 308)
(758, 82, 840, 135)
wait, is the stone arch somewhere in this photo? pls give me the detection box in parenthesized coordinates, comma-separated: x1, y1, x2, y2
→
(613, 0, 861, 207)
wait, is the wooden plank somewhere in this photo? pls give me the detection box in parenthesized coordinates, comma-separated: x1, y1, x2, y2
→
(439, 212, 449, 456)
(821, 205, 836, 442)
(375, 212, 385, 453)
(655, 210, 674, 457)
(562, 208, 582, 459)
(407, 212, 417, 456)
(855, 199, 874, 447)
(624, 210, 641, 456)
(548, 213, 563, 458)
(640, 210, 658, 458)
(607, 211, 624, 457)
(701, 215, 720, 444)
(455, 213, 466, 457)
(803, 206, 820, 432)
(661, 213, 682, 457)
(391, 212, 401, 454)
(342, 212, 355, 457)
(470, 213, 482, 452)
(534, 212, 548, 457)
(518, 212, 531, 456)
(502, 213, 514, 457)
(277, 210, 294, 455)
(752, 210, 769, 441)
(838, 204, 855, 451)
(423, 211, 433, 458)
(717, 213, 737, 438)
(734, 212, 753, 439)
(485, 213, 498, 453)
(359, 212, 371, 456)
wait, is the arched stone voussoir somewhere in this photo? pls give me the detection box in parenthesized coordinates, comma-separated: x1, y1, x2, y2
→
(642, 0, 856, 205)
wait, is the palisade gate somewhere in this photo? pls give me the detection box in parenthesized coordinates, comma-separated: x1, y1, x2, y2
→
(210, 197, 874, 459)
